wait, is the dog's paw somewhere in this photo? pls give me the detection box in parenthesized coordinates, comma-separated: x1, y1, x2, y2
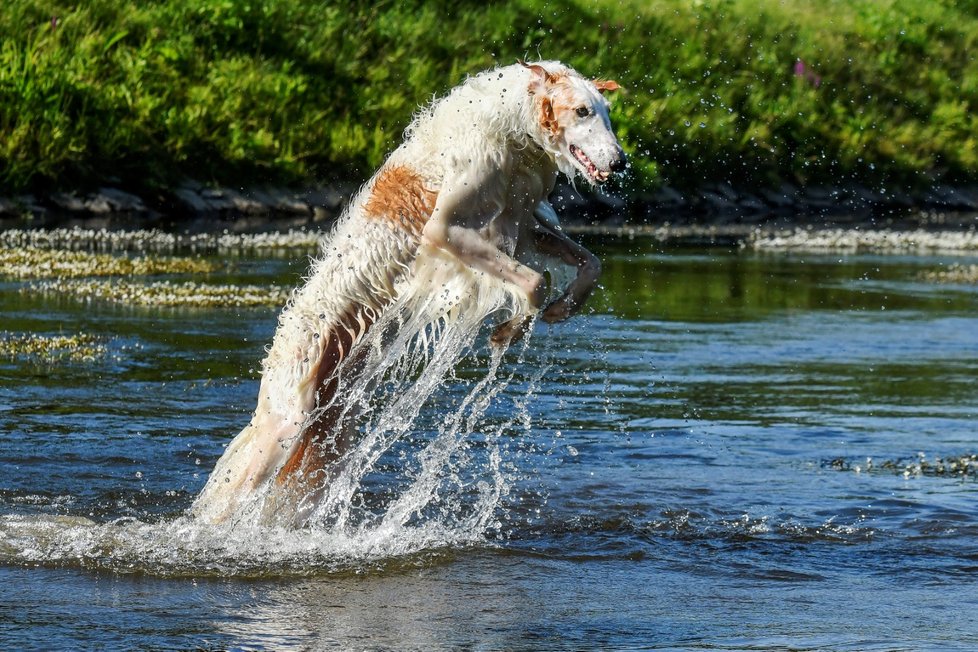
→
(541, 295, 575, 323)
(490, 315, 533, 347)
(527, 275, 548, 310)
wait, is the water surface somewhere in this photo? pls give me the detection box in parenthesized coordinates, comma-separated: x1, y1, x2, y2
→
(1, 234, 977, 650)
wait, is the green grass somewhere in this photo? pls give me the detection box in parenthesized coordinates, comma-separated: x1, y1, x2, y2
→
(1, 0, 977, 196)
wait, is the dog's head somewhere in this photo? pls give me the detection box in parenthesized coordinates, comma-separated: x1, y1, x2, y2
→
(523, 61, 626, 185)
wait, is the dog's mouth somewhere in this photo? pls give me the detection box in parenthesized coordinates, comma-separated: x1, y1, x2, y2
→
(569, 144, 610, 184)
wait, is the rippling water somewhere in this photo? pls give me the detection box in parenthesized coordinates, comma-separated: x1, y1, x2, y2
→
(1, 234, 977, 650)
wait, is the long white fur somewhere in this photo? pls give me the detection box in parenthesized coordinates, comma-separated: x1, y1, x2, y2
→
(191, 60, 620, 526)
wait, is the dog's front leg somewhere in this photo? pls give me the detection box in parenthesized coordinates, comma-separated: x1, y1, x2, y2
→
(531, 201, 602, 324)
(488, 200, 601, 344)
(426, 223, 547, 307)
(421, 168, 547, 308)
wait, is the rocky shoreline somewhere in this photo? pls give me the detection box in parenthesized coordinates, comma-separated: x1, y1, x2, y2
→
(0, 181, 358, 233)
(2, 178, 977, 236)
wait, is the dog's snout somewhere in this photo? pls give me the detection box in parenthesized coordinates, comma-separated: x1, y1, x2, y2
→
(610, 151, 627, 173)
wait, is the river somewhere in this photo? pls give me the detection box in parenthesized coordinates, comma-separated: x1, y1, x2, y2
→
(1, 233, 976, 650)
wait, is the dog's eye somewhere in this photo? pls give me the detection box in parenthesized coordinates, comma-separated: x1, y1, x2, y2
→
(575, 106, 590, 118)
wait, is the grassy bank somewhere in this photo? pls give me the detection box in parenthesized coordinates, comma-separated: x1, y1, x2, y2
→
(1, 0, 977, 197)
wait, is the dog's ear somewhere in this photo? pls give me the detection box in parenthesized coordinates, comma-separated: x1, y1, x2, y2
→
(520, 60, 557, 93)
(593, 79, 621, 94)
(540, 96, 558, 135)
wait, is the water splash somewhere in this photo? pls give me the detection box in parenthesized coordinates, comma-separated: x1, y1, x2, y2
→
(0, 245, 549, 575)
(0, 513, 475, 576)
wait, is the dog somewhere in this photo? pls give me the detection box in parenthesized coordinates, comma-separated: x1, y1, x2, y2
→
(191, 60, 625, 526)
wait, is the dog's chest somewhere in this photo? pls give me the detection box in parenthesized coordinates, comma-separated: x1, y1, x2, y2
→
(494, 158, 557, 251)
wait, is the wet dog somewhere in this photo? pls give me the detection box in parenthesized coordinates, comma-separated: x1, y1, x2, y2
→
(192, 61, 625, 525)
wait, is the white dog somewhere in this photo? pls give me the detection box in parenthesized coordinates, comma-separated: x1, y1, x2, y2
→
(192, 61, 625, 525)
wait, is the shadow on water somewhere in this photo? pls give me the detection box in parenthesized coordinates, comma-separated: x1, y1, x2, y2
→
(1, 234, 978, 649)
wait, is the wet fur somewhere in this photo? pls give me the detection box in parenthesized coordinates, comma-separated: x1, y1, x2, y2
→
(192, 61, 622, 526)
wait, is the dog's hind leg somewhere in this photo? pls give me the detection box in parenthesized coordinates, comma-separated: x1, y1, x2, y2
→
(273, 306, 377, 512)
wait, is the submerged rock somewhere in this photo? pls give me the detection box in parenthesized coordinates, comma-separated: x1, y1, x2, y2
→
(173, 186, 211, 213)
(98, 187, 148, 213)
(51, 188, 149, 215)
(759, 186, 796, 208)
(0, 197, 18, 216)
(651, 185, 686, 208)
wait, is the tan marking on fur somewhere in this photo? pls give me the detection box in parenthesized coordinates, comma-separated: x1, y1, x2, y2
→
(520, 61, 553, 85)
(539, 96, 559, 136)
(593, 79, 621, 94)
(364, 165, 438, 236)
(524, 64, 578, 137)
(521, 60, 570, 87)
(276, 304, 377, 484)
(539, 81, 583, 137)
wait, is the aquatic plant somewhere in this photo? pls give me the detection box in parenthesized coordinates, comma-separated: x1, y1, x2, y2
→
(0, 227, 184, 253)
(920, 264, 978, 284)
(0, 331, 106, 362)
(27, 278, 289, 308)
(747, 228, 978, 254)
(0, 246, 217, 279)
(0, 228, 322, 254)
(828, 454, 978, 480)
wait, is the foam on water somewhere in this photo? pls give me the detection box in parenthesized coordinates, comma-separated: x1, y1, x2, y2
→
(0, 244, 549, 575)
(0, 512, 488, 576)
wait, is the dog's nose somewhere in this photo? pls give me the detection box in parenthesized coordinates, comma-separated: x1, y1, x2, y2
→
(610, 152, 627, 173)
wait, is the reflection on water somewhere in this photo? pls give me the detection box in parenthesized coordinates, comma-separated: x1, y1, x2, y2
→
(1, 235, 977, 649)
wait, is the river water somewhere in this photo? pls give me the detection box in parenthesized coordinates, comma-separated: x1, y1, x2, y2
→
(1, 233, 976, 650)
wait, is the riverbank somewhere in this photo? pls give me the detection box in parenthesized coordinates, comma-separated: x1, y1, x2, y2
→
(2, 178, 976, 246)
(3, 216, 977, 258)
